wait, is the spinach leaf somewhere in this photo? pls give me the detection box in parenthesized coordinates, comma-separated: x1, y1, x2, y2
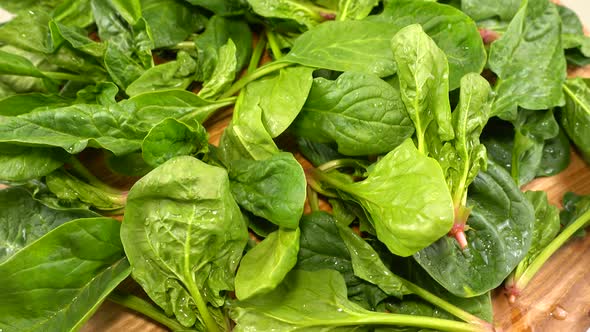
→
(536, 127, 570, 177)
(45, 170, 127, 211)
(142, 0, 206, 48)
(561, 78, 590, 162)
(291, 71, 414, 155)
(142, 118, 208, 167)
(370, 0, 486, 90)
(297, 212, 388, 310)
(183, 0, 247, 15)
(281, 20, 398, 77)
(461, 0, 520, 21)
(229, 153, 306, 228)
(414, 161, 535, 297)
(0, 93, 70, 116)
(126, 51, 197, 96)
(104, 43, 146, 89)
(0, 7, 53, 53)
(560, 192, 590, 237)
(312, 139, 454, 257)
(48, 21, 106, 57)
(296, 137, 345, 167)
(0, 50, 46, 78)
(235, 227, 300, 300)
(121, 156, 248, 330)
(247, 0, 334, 28)
(488, 0, 566, 119)
(229, 269, 483, 331)
(251, 66, 314, 138)
(391, 24, 454, 155)
(0, 187, 98, 263)
(0, 144, 66, 181)
(198, 39, 237, 100)
(510, 191, 559, 288)
(337, 0, 379, 21)
(0, 217, 130, 332)
(105, 151, 153, 176)
(0, 104, 145, 156)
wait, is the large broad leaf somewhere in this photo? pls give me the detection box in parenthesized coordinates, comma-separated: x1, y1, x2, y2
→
(121, 156, 248, 330)
(390, 24, 454, 155)
(251, 66, 314, 138)
(235, 227, 300, 300)
(229, 153, 306, 229)
(0, 187, 98, 263)
(489, 0, 566, 119)
(142, 0, 206, 48)
(0, 144, 66, 181)
(370, 0, 486, 90)
(414, 161, 535, 297)
(0, 217, 130, 332)
(461, 0, 520, 21)
(297, 212, 388, 310)
(314, 139, 454, 257)
(291, 71, 414, 156)
(0, 93, 70, 116)
(0, 50, 46, 78)
(0, 103, 145, 156)
(230, 269, 479, 331)
(281, 20, 398, 77)
(561, 78, 590, 162)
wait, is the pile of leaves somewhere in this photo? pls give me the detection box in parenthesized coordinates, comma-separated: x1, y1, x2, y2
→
(1, 0, 590, 331)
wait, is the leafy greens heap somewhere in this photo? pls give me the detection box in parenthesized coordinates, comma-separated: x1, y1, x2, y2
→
(0, 0, 589, 331)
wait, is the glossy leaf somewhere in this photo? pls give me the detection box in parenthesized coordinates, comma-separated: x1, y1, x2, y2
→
(489, 0, 566, 119)
(126, 51, 197, 96)
(337, 0, 379, 21)
(198, 39, 237, 100)
(247, 0, 325, 28)
(142, 0, 206, 48)
(121, 156, 248, 329)
(414, 161, 535, 297)
(391, 24, 454, 154)
(314, 139, 454, 257)
(281, 20, 398, 77)
(370, 0, 486, 90)
(142, 118, 208, 167)
(292, 71, 414, 155)
(0, 217, 130, 332)
(0, 187, 98, 263)
(0, 50, 45, 78)
(0, 93, 70, 116)
(461, 0, 520, 21)
(235, 227, 300, 300)
(0, 144, 66, 181)
(229, 153, 306, 228)
(561, 78, 590, 162)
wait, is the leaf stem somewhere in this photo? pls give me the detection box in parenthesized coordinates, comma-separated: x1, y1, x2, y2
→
(514, 209, 590, 292)
(400, 278, 492, 328)
(172, 41, 196, 50)
(248, 34, 267, 74)
(42, 71, 95, 83)
(266, 30, 283, 60)
(185, 271, 220, 332)
(178, 98, 236, 123)
(317, 158, 369, 173)
(220, 61, 292, 99)
(307, 185, 320, 212)
(68, 157, 122, 194)
(321, 313, 489, 332)
(108, 291, 191, 331)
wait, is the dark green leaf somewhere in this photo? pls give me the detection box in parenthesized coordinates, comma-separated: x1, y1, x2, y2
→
(198, 39, 237, 100)
(142, 0, 206, 48)
(104, 43, 145, 89)
(247, 0, 326, 28)
(0, 217, 130, 332)
(183, 0, 247, 15)
(560, 192, 590, 237)
(0, 93, 70, 116)
(296, 137, 345, 167)
(229, 153, 306, 228)
(0, 50, 45, 78)
(235, 227, 300, 300)
(414, 161, 535, 297)
(121, 156, 248, 329)
(105, 151, 153, 176)
(292, 71, 414, 156)
(561, 78, 590, 162)
(126, 51, 197, 96)
(0, 144, 66, 181)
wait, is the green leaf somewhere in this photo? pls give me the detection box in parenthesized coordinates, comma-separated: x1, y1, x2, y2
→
(0, 8, 53, 53)
(0, 217, 130, 332)
(121, 156, 248, 330)
(558, 4, 584, 35)
(104, 43, 145, 89)
(252, 66, 314, 138)
(370, 0, 487, 90)
(142, 0, 207, 48)
(0, 93, 70, 116)
(230, 269, 480, 331)
(198, 39, 237, 100)
(0, 144, 66, 181)
(489, 0, 566, 118)
(45, 170, 126, 211)
(229, 153, 306, 229)
(0, 104, 145, 156)
(296, 137, 345, 167)
(184, 0, 247, 15)
(291, 71, 414, 156)
(281, 20, 398, 77)
(0, 187, 98, 263)
(561, 78, 590, 163)
(513, 191, 560, 280)
(247, 0, 326, 28)
(391, 24, 454, 154)
(461, 0, 520, 21)
(235, 227, 300, 300)
(105, 151, 153, 176)
(560, 192, 590, 237)
(126, 51, 197, 96)
(49, 21, 106, 57)
(0, 50, 45, 78)
(142, 118, 208, 167)
(314, 139, 454, 257)
(337, 0, 379, 21)
(414, 161, 535, 297)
